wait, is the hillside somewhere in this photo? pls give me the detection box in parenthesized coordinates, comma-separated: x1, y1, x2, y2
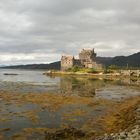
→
(1, 52, 140, 70)
(96, 52, 140, 67)
(1, 61, 61, 70)
(96, 57, 112, 65)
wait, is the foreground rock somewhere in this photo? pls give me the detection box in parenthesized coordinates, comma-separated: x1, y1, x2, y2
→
(45, 127, 86, 140)
(91, 125, 140, 140)
(44, 125, 140, 140)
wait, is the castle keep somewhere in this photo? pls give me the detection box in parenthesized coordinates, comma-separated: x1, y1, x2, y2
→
(61, 55, 75, 71)
(61, 48, 103, 71)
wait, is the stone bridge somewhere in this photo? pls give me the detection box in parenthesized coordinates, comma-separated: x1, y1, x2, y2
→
(120, 70, 140, 77)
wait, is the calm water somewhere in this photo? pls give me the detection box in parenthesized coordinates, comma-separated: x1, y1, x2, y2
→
(0, 69, 140, 139)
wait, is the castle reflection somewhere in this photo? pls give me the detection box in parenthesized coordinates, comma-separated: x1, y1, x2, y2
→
(59, 77, 105, 97)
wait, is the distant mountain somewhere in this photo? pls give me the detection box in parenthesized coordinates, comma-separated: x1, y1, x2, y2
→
(1, 52, 140, 70)
(96, 57, 112, 65)
(96, 52, 140, 67)
(1, 61, 61, 70)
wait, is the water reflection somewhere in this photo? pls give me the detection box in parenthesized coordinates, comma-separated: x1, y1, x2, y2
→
(59, 77, 140, 97)
(60, 77, 105, 97)
(54, 76, 140, 100)
(120, 77, 140, 85)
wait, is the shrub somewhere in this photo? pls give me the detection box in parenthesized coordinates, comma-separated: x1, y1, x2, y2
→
(71, 66, 80, 72)
(108, 65, 119, 70)
(104, 69, 114, 74)
(87, 68, 98, 73)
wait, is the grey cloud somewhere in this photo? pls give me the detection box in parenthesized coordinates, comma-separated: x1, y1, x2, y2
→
(0, 0, 139, 65)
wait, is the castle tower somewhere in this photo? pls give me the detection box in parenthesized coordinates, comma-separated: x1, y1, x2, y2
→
(61, 55, 75, 71)
(79, 48, 96, 64)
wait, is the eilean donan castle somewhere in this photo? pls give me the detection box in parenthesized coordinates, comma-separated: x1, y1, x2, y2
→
(61, 48, 103, 71)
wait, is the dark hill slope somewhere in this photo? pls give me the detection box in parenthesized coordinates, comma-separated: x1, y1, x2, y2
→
(96, 52, 140, 67)
(1, 52, 140, 69)
(1, 61, 60, 70)
(106, 52, 140, 67)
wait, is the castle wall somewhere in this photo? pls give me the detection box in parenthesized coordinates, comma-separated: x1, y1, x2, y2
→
(61, 56, 74, 71)
(84, 62, 103, 70)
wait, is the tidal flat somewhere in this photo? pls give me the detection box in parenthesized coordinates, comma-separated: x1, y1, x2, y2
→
(0, 69, 140, 140)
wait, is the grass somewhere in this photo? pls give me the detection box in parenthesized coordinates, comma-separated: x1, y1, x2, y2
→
(100, 96, 140, 133)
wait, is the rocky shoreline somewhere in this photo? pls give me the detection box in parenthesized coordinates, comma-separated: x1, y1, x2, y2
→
(44, 101, 140, 140)
(0, 88, 139, 140)
(91, 105, 140, 140)
(44, 71, 140, 86)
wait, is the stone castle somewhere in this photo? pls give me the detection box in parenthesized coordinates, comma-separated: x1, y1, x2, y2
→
(61, 48, 103, 71)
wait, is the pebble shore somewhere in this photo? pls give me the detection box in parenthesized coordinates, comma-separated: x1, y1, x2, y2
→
(92, 105, 140, 140)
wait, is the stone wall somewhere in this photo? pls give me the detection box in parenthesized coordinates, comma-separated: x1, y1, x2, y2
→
(61, 56, 74, 71)
(120, 70, 140, 77)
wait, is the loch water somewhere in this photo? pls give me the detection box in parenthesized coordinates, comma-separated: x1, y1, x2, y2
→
(0, 69, 139, 139)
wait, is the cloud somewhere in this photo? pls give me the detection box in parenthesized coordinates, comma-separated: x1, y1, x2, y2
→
(0, 0, 139, 65)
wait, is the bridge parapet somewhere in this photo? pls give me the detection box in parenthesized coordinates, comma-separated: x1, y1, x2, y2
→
(120, 70, 140, 77)
(120, 70, 131, 76)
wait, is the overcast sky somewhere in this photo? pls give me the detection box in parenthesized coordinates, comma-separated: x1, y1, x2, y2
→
(0, 0, 140, 65)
